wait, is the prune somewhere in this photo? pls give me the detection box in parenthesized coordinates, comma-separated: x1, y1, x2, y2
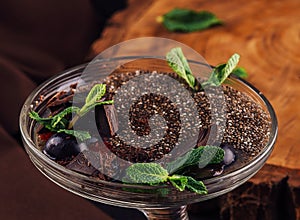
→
(43, 133, 80, 160)
(221, 144, 236, 166)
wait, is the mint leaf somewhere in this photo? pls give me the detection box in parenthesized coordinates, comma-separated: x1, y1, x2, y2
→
(159, 8, 222, 32)
(197, 146, 225, 168)
(168, 175, 207, 194)
(204, 53, 240, 87)
(166, 146, 204, 174)
(29, 111, 50, 122)
(166, 146, 225, 174)
(68, 84, 113, 128)
(186, 176, 207, 194)
(231, 67, 248, 79)
(168, 175, 188, 191)
(30, 107, 80, 131)
(58, 129, 91, 141)
(125, 163, 169, 185)
(29, 111, 54, 130)
(80, 84, 108, 116)
(166, 47, 195, 89)
(85, 84, 106, 105)
(51, 106, 80, 128)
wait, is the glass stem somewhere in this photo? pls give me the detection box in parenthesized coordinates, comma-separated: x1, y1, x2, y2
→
(141, 205, 189, 220)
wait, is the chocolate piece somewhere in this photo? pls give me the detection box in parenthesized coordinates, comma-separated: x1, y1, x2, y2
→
(66, 141, 125, 180)
(104, 105, 119, 135)
(96, 105, 118, 137)
(197, 127, 210, 147)
(66, 151, 99, 177)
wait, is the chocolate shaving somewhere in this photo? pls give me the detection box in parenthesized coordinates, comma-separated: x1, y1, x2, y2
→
(47, 90, 74, 108)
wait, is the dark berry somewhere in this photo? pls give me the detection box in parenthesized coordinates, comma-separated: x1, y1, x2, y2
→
(221, 144, 236, 165)
(182, 164, 224, 179)
(43, 133, 80, 160)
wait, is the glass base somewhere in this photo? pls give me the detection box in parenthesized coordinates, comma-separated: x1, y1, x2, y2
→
(141, 206, 189, 220)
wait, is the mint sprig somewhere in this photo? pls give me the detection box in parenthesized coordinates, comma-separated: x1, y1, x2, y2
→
(68, 84, 113, 129)
(166, 48, 246, 89)
(124, 145, 225, 194)
(29, 106, 79, 131)
(157, 8, 222, 32)
(29, 84, 113, 141)
(203, 53, 240, 87)
(166, 47, 195, 89)
(125, 163, 169, 185)
(231, 67, 248, 79)
(166, 145, 225, 174)
(125, 163, 207, 195)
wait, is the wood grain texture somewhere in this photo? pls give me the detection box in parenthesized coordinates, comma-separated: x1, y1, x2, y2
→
(90, 1, 300, 218)
(92, 0, 300, 170)
(189, 164, 300, 219)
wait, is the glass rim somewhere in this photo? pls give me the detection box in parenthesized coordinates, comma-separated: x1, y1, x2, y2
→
(19, 56, 278, 191)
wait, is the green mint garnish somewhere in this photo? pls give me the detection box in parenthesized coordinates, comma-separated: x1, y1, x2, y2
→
(29, 111, 53, 131)
(125, 163, 208, 195)
(124, 145, 225, 194)
(125, 163, 169, 185)
(166, 47, 195, 89)
(157, 8, 222, 32)
(29, 84, 113, 141)
(29, 106, 80, 131)
(168, 175, 188, 191)
(166, 146, 225, 174)
(51, 106, 80, 128)
(203, 53, 240, 87)
(185, 176, 207, 194)
(166, 48, 246, 89)
(196, 145, 225, 168)
(231, 67, 248, 79)
(68, 84, 113, 128)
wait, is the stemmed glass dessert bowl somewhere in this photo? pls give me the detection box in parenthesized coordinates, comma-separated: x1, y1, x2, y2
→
(19, 38, 277, 220)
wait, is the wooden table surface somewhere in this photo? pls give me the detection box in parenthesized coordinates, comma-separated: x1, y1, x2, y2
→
(91, 0, 300, 217)
(92, 0, 300, 170)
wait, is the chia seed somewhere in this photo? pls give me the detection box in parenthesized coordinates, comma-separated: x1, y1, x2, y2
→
(100, 70, 271, 164)
(39, 68, 271, 180)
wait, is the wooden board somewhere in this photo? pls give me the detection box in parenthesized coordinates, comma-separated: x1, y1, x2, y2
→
(189, 164, 300, 219)
(90, 0, 300, 218)
(92, 0, 300, 170)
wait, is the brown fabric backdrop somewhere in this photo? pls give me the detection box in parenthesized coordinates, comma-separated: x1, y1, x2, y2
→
(0, 0, 126, 136)
(0, 1, 130, 219)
